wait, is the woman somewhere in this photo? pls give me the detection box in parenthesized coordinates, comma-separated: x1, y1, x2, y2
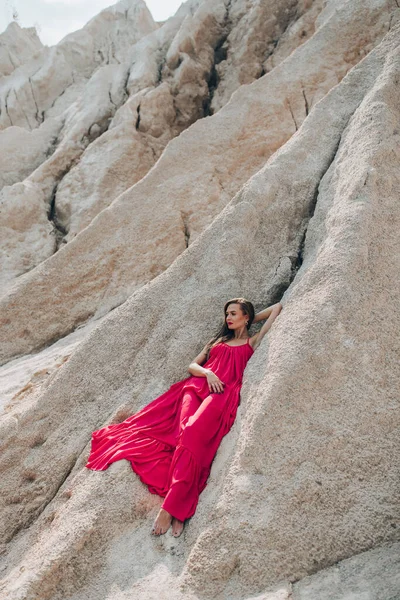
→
(86, 298, 282, 538)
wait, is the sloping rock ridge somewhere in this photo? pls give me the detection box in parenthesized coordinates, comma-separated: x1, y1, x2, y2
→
(0, 0, 395, 362)
(0, 1, 399, 599)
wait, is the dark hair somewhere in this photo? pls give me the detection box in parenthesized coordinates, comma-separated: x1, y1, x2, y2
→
(205, 298, 255, 358)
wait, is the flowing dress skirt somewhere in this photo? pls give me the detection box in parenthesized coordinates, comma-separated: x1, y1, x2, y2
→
(86, 341, 254, 520)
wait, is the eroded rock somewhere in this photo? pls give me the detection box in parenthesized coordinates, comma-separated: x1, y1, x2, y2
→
(0, 22, 43, 77)
(0, 3, 399, 599)
(0, 17, 398, 600)
(0, 0, 396, 364)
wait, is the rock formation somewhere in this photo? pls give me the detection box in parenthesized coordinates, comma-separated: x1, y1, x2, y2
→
(0, 0, 394, 361)
(0, 1, 399, 599)
(0, 22, 43, 77)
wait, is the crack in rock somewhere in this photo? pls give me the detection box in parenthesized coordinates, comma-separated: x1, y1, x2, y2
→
(86, 113, 114, 142)
(28, 76, 42, 126)
(292, 131, 345, 278)
(181, 211, 191, 248)
(45, 134, 61, 159)
(13, 88, 32, 130)
(302, 86, 309, 116)
(48, 183, 68, 251)
(263, 38, 279, 67)
(122, 64, 132, 99)
(135, 103, 141, 130)
(157, 55, 166, 83)
(269, 125, 346, 304)
(44, 103, 117, 222)
(45, 82, 71, 117)
(109, 40, 121, 65)
(203, 0, 233, 117)
(108, 86, 117, 109)
(4, 88, 13, 125)
(46, 154, 86, 251)
(286, 98, 298, 131)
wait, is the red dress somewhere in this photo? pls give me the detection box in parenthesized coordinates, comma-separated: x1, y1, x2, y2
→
(86, 339, 254, 521)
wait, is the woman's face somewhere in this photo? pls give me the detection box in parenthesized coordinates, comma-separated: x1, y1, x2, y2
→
(225, 303, 247, 330)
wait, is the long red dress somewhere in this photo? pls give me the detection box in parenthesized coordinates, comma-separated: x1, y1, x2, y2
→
(85, 339, 254, 521)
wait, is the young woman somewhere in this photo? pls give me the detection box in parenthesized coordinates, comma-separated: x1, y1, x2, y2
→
(86, 298, 282, 538)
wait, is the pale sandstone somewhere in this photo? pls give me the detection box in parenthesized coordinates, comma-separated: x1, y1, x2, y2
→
(0, 0, 157, 186)
(0, 180, 56, 284)
(44, 0, 334, 241)
(54, 84, 177, 239)
(1, 0, 391, 295)
(210, 0, 323, 112)
(263, 0, 326, 74)
(0, 62, 140, 288)
(0, 19, 398, 600)
(0, 0, 229, 285)
(181, 30, 400, 596)
(292, 541, 400, 600)
(53, 0, 229, 240)
(0, 118, 63, 189)
(0, 0, 157, 130)
(0, 2, 160, 294)
(0, 0, 396, 364)
(0, 46, 74, 131)
(123, 1, 203, 96)
(0, 0, 377, 293)
(0, 22, 43, 78)
(0, 314, 105, 412)
(50, 0, 308, 241)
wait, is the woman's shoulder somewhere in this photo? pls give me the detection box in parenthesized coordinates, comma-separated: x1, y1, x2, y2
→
(207, 336, 224, 349)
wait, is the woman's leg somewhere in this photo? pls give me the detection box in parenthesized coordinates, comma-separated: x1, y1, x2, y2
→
(179, 389, 202, 435)
(152, 389, 201, 536)
(161, 391, 232, 524)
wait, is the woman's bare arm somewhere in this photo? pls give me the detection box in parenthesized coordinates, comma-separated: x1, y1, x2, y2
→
(188, 344, 225, 393)
(253, 302, 282, 324)
(250, 302, 282, 350)
(188, 346, 209, 377)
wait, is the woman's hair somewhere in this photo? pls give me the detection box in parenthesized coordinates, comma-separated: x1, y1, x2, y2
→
(204, 298, 255, 358)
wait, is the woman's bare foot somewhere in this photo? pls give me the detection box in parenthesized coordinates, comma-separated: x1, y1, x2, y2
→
(171, 517, 184, 538)
(151, 508, 172, 536)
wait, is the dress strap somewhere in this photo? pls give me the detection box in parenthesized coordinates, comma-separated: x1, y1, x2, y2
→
(247, 337, 255, 353)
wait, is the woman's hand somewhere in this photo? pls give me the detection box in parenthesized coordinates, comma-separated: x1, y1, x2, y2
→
(187, 343, 225, 393)
(206, 370, 225, 393)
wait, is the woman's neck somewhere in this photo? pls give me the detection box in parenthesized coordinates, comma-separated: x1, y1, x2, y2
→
(232, 327, 248, 339)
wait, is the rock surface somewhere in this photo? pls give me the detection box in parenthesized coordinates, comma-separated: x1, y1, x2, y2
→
(0, 0, 159, 292)
(0, 1, 399, 599)
(0, 22, 43, 77)
(0, 0, 157, 130)
(0, 118, 63, 188)
(0, 0, 396, 362)
(292, 541, 400, 600)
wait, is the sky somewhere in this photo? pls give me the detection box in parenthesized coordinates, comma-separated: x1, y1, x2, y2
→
(0, 0, 184, 46)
